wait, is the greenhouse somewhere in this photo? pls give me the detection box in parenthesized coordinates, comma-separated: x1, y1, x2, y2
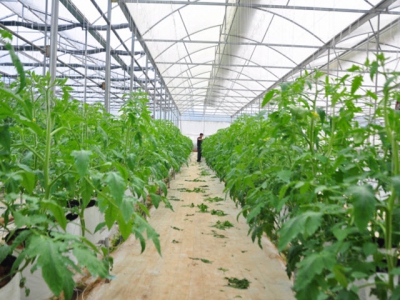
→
(1, 0, 400, 299)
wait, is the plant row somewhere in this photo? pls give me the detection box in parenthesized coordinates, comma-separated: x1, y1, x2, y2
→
(203, 55, 400, 299)
(0, 29, 192, 299)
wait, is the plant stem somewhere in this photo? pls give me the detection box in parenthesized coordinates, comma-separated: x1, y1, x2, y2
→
(382, 77, 398, 291)
(44, 88, 52, 200)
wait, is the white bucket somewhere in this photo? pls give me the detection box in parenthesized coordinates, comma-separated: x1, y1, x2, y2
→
(20, 266, 53, 300)
(84, 205, 109, 245)
(0, 269, 21, 299)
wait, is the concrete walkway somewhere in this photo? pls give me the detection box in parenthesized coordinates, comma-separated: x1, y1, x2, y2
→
(86, 153, 294, 300)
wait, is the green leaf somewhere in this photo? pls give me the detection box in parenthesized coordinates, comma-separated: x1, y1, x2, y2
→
(80, 178, 92, 208)
(246, 202, 263, 222)
(137, 202, 150, 217)
(366, 90, 378, 101)
(117, 216, 132, 240)
(278, 212, 322, 251)
(73, 247, 109, 277)
(362, 242, 377, 256)
(348, 185, 376, 231)
(156, 181, 168, 196)
(106, 172, 126, 205)
(333, 264, 348, 287)
(41, 200, 67, 231)
(316, 107, 326, 124)
(384, 76, 396, 94)
(347, 65, 361, 72)
(71, 150, 92, 178)
(94, 222, 106, 233)
(150, 194, 161, 209)
(392, 285, 400, 300)
(16, 116, 44, 136)
(370, 61, 379, 81)
(120, 196, 134, 223)
(126, 153, 136, 171)
(0, 29, 12, 39)
(27, 236, 74, 298)
(277, 170, 292, 183)
(392, 176, 400, 199)
(295, 251, 336, 290)
(351, 271, 368, 279)
(0, 244, 12, 263)
(0, 126, 11, 153)
(262, 90, 276, 107)
(332, 226, 357, 242)
(13, 211, 31, 228)
(134, 216, 161, 255)
(105, 205, 118, 229)
(351, 75, 363, 95)
(336, 290, 359, 300)
(20, 170, 35, 194)
(114, 163, 129, 182)
(5, 43, 26, 94)
(391, 267, 400, 275)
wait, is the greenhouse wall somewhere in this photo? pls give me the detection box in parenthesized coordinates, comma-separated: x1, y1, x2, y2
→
(180, 121, 230, 149)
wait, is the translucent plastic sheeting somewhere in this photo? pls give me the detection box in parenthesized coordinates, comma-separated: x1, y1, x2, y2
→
(125, 0, 400, 119)
(0, 0, 163, 117)
(0, 0, 400, 120)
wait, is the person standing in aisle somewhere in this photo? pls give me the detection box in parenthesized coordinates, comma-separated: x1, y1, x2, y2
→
(197, 133, 204, 162)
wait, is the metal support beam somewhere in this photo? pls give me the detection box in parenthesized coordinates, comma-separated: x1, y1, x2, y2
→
(104, 0, 112, 113)
(119, 2, 180, 115)
(59, 0, 147, 92)
(119, 0, 400, 15)
(164, 93, 167, 120)
(84, 25, 88, 105)
(160, 83, 163, 119)
(145, 56, 149, 94)
(141, 39, 400, 53)
(49, 0, 59, 89)
(153, 68, 156, 117)
(0, 23, 123, 102)
(232, 0, 397, 117)
(43, 0, 49, 76)
(130, 30, 135, 93)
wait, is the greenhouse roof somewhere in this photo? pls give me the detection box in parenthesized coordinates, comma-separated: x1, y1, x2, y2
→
(0, 0, 400, 120)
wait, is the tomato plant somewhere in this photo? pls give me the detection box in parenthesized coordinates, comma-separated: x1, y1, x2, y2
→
(0, 29, 192, 299)
(203, 55, 400, 299)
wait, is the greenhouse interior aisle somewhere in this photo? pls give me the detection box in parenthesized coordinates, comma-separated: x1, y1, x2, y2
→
(86, 153, 294, 300)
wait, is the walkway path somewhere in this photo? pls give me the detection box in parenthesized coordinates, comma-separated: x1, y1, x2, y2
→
(86, 153, 295, 300)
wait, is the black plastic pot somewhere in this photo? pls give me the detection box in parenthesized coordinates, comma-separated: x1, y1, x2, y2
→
(66, 213, 79, 222)
(0, 255, 16, 289)
(66, 199, 97, 209)
(0, 254, 20, 298)
(5, 228, 30, 248)
(66, 199, 80, 208)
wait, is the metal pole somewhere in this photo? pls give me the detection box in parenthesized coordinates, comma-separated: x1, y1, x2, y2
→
(160, 83, 163, 119)
(145, 57, 149, 94)
(129, 30, 135, 93)
(105, 0, 112, 113)
(373, 15, 381, 146)
(153, 70, 156, 118)
(43, 0, 49, 76)
(49, 0, 59, 89)
(326, 47, 330, 115)
(84, 25, 88, 106)
(164, 93, 167, 120)
(169, 98, 171, 121)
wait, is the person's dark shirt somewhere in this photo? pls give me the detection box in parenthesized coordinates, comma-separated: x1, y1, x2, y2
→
(197, 137, 202, 149)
